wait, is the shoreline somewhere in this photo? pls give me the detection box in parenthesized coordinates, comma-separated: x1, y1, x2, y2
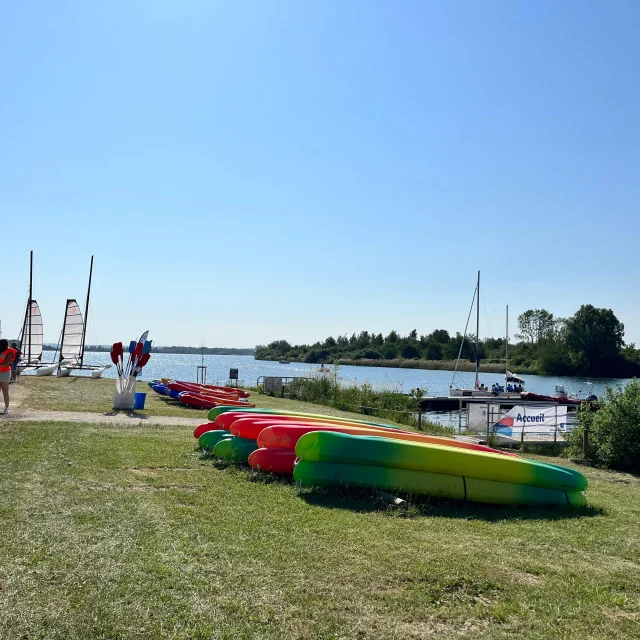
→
(256, 357, 540, 375)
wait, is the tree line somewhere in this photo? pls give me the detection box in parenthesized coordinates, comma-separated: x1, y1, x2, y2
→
(42, 345, 256, 356)
(255, 305, 640, 378)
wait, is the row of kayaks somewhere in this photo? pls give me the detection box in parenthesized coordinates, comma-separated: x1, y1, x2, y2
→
(194, 406, 588, 508)
(148, 380, 256, 409)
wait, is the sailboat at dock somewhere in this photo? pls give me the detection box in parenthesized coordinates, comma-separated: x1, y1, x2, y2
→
(449, 271, 525, 399)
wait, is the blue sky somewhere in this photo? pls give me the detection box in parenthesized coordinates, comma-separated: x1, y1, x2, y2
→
(1, 1, 638, 348)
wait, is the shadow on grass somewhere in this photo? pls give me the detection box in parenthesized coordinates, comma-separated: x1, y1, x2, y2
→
(299, 486, 605, 521)
(197, 456, 605, 521)
(103, 410, 149, 419)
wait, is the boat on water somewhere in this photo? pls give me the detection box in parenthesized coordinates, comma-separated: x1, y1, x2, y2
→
(449, 273, 525, 399)
(279, 360, 291, 364)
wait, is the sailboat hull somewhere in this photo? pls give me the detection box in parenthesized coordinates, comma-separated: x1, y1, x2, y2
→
(36, 364, 57, 376)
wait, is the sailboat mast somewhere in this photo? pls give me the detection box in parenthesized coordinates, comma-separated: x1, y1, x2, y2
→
(28, 250, 33, 365)
(79, 256, 93, 368)
(59, 300, 71, 363)
(475, 270, 480, 389)
(505, 305, 509, 389)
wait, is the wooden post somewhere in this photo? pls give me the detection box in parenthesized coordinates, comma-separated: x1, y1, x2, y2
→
(458, 399, 462, 434)
(417, 410, 423, 431)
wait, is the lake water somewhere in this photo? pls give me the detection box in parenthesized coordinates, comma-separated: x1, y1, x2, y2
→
(69, 352, 627, 399)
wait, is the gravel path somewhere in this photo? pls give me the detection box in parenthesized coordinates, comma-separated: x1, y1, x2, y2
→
(2, 384, 203, 426)
(0, 408, 203, 426)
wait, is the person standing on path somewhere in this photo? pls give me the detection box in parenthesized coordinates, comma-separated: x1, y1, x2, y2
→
(10, 342, 21, 383)
(0, 339, 18, 414)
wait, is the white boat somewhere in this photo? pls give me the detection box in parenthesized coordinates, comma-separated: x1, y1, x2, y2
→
(55, 257, 109, 379)
(18, 300, 44, 372)
(449, 274, 525, 398)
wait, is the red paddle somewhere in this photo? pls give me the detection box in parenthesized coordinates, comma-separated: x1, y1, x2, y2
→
(133, 352, 151, 377)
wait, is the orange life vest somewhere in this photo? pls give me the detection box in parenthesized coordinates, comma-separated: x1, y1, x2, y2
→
(0, 348, 17, 373)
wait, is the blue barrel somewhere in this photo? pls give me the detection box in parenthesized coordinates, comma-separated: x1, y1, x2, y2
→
(133, 392, 147, 410)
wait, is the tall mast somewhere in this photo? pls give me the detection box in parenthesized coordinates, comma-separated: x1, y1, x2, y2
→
(79, 255, 93, 368)
(59, 300, 71, 363)
(475, 270, 480, 389)
(505, 305, 509, 389)
(28, 251, 33, 364)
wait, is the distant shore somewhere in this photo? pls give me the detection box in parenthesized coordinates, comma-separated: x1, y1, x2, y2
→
(257, 357, 539, 375)
(42, 346, 255, 356)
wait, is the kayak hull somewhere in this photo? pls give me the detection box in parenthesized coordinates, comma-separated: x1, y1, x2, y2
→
(293, 460, 587, 507)
(295, 431, 587, 493)
(248, 448, 297, 474)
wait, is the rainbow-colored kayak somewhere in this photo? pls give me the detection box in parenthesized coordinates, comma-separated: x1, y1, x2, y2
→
(294, 431, 587, 507)
(213, 436, 259, 462)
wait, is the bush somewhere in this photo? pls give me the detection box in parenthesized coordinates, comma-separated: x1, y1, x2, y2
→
(567, 379, 640, 473)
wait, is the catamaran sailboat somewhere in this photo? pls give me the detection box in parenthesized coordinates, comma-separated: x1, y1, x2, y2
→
(449, 272, 525, 398)
(17, 252, 45, 372)
(44, 257, 109, 378)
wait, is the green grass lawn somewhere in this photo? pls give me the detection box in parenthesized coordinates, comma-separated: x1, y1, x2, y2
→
(0, 420, 638, 639)
(15, 377, 410, 426)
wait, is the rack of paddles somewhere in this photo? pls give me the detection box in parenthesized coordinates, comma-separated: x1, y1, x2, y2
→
(194, 407, 588, 508)
(148, 379, 255, 409)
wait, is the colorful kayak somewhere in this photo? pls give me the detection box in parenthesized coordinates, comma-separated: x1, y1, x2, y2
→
(213, 436, 259, 462)
(163, 379, 250, 398)
(211, 409, 401, 431)
(255, 424, 517, 457)
(293, 460, 587, 507)
(179, 392, 255, 410)
(295, 431, 587, 493)
(199, 430, 234, 450)
(228, 418, 412, 441)
(194, 422, 219, 439)
(248, 448, 297, 474)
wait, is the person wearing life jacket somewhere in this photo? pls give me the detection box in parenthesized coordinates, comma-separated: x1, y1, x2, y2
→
(10, 342, 21, 383)
(0, 339, 18, 415)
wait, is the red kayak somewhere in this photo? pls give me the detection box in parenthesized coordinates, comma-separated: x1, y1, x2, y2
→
(257, 424, 517, 456)
(520, 392, 583, 405)
(230, 417, 405, 441)
(248, 448, 297, 474)
(194, 422, 219, 439)
(167, 380, 250, 398)
(168, 381, 243, 400)
(178, 393, 219, 410)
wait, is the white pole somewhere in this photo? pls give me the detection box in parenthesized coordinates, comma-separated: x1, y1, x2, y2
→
(505, 305, 509, 390)
(475, 270, 480, 389)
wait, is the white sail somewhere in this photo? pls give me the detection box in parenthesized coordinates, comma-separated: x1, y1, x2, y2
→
(21, 301, 43, 364)
(60, 300, 84, 365)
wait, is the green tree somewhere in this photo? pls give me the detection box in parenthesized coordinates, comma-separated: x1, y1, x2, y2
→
(385, 330, 399, 344)
(516, 309, 555, 343)
(565, 305, 624, 375)
(357, 331, 371, 348)
(425, 342, 443, 360)
(568, 380, 640, 473)
(401, 344, 420, 359)
(428, 329, 450, 344)
(383, 344, 398, 359)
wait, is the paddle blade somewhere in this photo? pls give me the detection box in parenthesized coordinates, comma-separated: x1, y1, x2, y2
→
(139, 353, 151, 368)
(128, 341, 136, 354)
(142, 340, 152, 355)
(110, 351, 119, 366)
